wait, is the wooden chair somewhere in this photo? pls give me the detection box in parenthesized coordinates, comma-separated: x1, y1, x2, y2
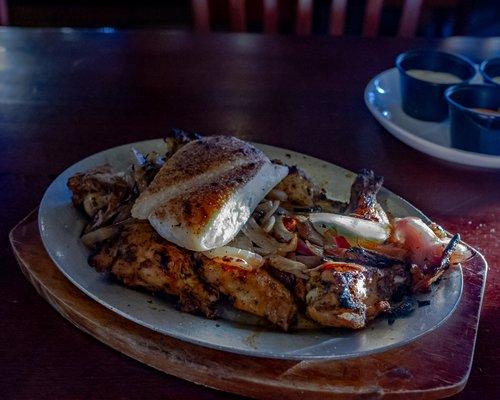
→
(191, 0, 424, 38)
(0, 0, 8, 26)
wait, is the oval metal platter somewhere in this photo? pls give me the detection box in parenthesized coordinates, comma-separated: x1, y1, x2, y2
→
(39, 139, 463, 360)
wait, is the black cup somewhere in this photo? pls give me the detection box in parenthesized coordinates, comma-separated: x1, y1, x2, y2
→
(445, 84, 500, 155)
(396, 50, 476, 121)
(480, 57, 500, 85)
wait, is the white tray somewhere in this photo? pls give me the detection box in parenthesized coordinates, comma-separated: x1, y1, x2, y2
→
(364, 68, 500, 169)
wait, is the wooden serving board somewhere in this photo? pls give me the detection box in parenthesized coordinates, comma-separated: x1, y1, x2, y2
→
(10, 210, 487, 400)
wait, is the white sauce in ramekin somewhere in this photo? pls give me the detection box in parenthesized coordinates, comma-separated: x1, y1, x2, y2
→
(406, 69, 462, 84)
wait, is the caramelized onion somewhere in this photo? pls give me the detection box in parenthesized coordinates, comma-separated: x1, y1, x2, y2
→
(81, 225, 120, 248)
(273, 215, 295, 242)
(228, 233, 254, 251)
(81, 218, 133, 248)
(261, 200, 280, 224)
(242, 217, 281, 254)
(304, 240, 324, 257)
(296, 218, 324, 246)
(202, 246, 264, 270)
(261, 215, 276, 233)
(242, 217, 297, 256)
(266, 255, 308, 279)
(293, 255, 323, 267)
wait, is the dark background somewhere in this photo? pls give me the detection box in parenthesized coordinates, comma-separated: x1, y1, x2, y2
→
(5, 0, 500, 37)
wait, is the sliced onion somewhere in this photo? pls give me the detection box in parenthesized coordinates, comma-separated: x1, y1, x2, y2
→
(293, 255, 323, 267)
(276, 206, 291, 216)
(131, 147, 147, 166)
(228, 233, 254, 251)
(266, 255, 308, 279)
(255, 200, 274, 215)
(304, 240, 324, 257)
(297, 219, 324, 246)
(267, 189, 288, 202)
(202, 246, 264, 271)
(81, 225, 120, 248)
(261, 215, 276, 233)
(241, 217, 281, 254)
(278, 234, 298, 254)
(81, 217, 134, 248)
(296, 238, 315, 256)
(308, 212, 390, 245)
(273, 215, 294, 242)
(261, 200, 280, 224)
(242, 217, 297, 256)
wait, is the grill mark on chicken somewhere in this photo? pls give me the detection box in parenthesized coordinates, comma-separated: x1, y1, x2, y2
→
(306, 262, 411, 329)
(89, 221, 219, 317)
(199, 257, 298, 330)
(265, 266, 307, 309)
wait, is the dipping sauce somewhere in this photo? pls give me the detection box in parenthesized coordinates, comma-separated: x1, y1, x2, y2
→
(406, 69, 462, 84)
(471, 107, 500, 116)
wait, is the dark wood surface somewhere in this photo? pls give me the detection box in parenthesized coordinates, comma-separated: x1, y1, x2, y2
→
(2, 29, 499, 399)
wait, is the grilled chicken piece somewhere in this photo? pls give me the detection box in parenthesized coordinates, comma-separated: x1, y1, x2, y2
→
(265, 266, 307, 309)
(347, 169, 388, 224)
(68, 165, 131, 230)
(328, 247, 406, 269)
(132, 136, 288, 251)
(90, 221, 219, 317)
(164, 128, 203, 158)
(274, 166, 319, 207)
(274, 165, 346, 213)
(198, 257, 298, 330)
(306, 261, 410, 329)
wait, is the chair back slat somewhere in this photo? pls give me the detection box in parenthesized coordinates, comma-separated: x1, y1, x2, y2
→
(0, 0, 9, 26)
(296, 0, 314, 36)
(398, 0, 423, 38)
(263, 0, 279, 34)
(229, 0, 246, 32)
(362, 0, 384, 37)
(330, 0, 347, 36)
(191, 0, 424, 38)
(192, 0, 210, 32)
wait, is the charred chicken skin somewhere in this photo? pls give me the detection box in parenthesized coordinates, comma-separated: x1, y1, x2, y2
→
(90, 220, 219, 317)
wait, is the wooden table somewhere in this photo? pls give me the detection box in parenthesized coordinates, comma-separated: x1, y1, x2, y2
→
(2, 29, 499, 399)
